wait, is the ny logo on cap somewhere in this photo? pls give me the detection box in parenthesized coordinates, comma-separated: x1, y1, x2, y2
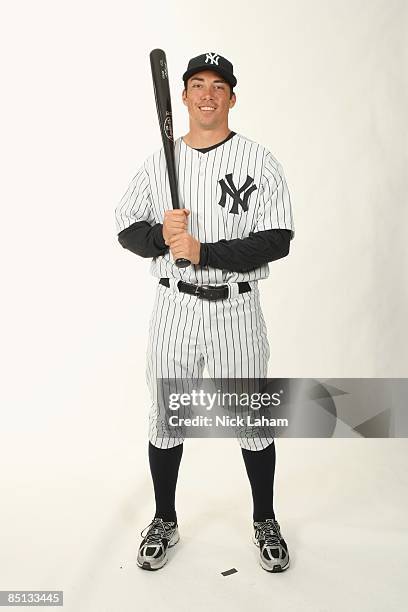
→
(205, 52, 220, 66)
(218, 174, 258, 214)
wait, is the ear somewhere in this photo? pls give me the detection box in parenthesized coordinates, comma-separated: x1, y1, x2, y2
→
(182, 88, 188, 106)
(229, 93, 236, 109)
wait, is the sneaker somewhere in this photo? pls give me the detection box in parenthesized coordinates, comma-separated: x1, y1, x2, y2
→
(253, 518, 290, 572)
(137, 517, 180, 571)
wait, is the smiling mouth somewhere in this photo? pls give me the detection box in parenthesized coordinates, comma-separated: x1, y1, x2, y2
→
(199, 106, 216, 112)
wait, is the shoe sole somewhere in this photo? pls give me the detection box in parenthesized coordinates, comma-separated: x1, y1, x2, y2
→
(137, 532, 180, 571)
(253, 536, 290, 573)
(260, 557, 290, 573)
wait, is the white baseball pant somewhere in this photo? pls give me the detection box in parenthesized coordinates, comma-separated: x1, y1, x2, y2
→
(146, 279, 275, 451)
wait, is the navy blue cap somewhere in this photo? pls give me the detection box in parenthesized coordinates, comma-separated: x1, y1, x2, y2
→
(182, 52, 237, 89)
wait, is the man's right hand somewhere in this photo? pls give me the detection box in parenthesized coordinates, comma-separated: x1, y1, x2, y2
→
(162, 209, 190, 246)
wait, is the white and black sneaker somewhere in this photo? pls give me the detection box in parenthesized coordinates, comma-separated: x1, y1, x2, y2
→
(137, 517, 180, 571)
(253, 518, 290, 572)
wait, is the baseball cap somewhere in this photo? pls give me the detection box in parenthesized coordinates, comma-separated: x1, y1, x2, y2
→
(182, 52, 237, 89)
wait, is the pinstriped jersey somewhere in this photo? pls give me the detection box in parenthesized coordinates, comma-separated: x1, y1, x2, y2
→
(115, 132, 295, 284)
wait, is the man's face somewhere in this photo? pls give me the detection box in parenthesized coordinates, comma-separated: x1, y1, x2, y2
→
(182, 69, 236, 129)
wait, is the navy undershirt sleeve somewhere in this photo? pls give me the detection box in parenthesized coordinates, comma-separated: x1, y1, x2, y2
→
(198, 229, 291, 273)
(117, 221, 168, 258)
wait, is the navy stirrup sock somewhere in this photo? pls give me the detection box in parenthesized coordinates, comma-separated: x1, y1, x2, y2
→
(148, 441, 183, 524)
(241, 441, 276, 522)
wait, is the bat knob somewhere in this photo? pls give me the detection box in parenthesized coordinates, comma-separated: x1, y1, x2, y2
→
(175, 258, 191, 268)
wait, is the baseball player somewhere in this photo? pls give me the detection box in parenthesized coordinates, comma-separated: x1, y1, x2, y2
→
(115, 52, 295, 573)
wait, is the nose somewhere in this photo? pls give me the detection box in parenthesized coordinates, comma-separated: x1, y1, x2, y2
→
(200, 94, 215, 106)
(200, 84, 216, 98)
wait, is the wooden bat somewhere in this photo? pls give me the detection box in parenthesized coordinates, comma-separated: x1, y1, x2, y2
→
(149, 48, 190, 268)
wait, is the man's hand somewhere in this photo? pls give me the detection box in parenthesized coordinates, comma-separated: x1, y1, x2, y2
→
(169, 233, 201, 265)
(162, 209, 190, 246)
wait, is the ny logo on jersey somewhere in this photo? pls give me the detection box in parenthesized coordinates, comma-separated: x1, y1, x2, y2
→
(205, 52, 220, 66)
(218, 174, 258, 214)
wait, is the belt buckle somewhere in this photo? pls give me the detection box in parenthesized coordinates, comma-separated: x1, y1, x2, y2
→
(199, 284, 229, 301)
(197, 284, 211, 299)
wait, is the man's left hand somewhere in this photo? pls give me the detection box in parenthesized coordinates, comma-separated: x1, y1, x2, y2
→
(169, 233, 201, 265)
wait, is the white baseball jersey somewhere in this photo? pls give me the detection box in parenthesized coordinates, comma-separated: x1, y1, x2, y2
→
(115, 132, 295, 285)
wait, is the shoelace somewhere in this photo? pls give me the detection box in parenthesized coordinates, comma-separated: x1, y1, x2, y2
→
(255, 519, 282, 547)
(140, 518, 174, 544)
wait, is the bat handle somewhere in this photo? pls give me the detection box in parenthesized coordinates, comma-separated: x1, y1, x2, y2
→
(175, 257, 191, 268)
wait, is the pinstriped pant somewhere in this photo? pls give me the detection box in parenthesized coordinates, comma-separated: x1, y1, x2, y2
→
(146, 279, 275, 451)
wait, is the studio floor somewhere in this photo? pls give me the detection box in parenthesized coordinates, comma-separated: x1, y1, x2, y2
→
(1, 438, 407, 612)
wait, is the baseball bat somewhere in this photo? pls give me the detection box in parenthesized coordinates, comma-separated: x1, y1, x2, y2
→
(149, 48, 190, 269)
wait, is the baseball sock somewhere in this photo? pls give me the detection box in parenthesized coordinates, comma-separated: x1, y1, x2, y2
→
(241, 441, 276, 522)
(148, 441, 183, 524)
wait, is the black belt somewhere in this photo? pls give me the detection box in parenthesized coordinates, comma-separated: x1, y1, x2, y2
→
(159, 278, 251, 301)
